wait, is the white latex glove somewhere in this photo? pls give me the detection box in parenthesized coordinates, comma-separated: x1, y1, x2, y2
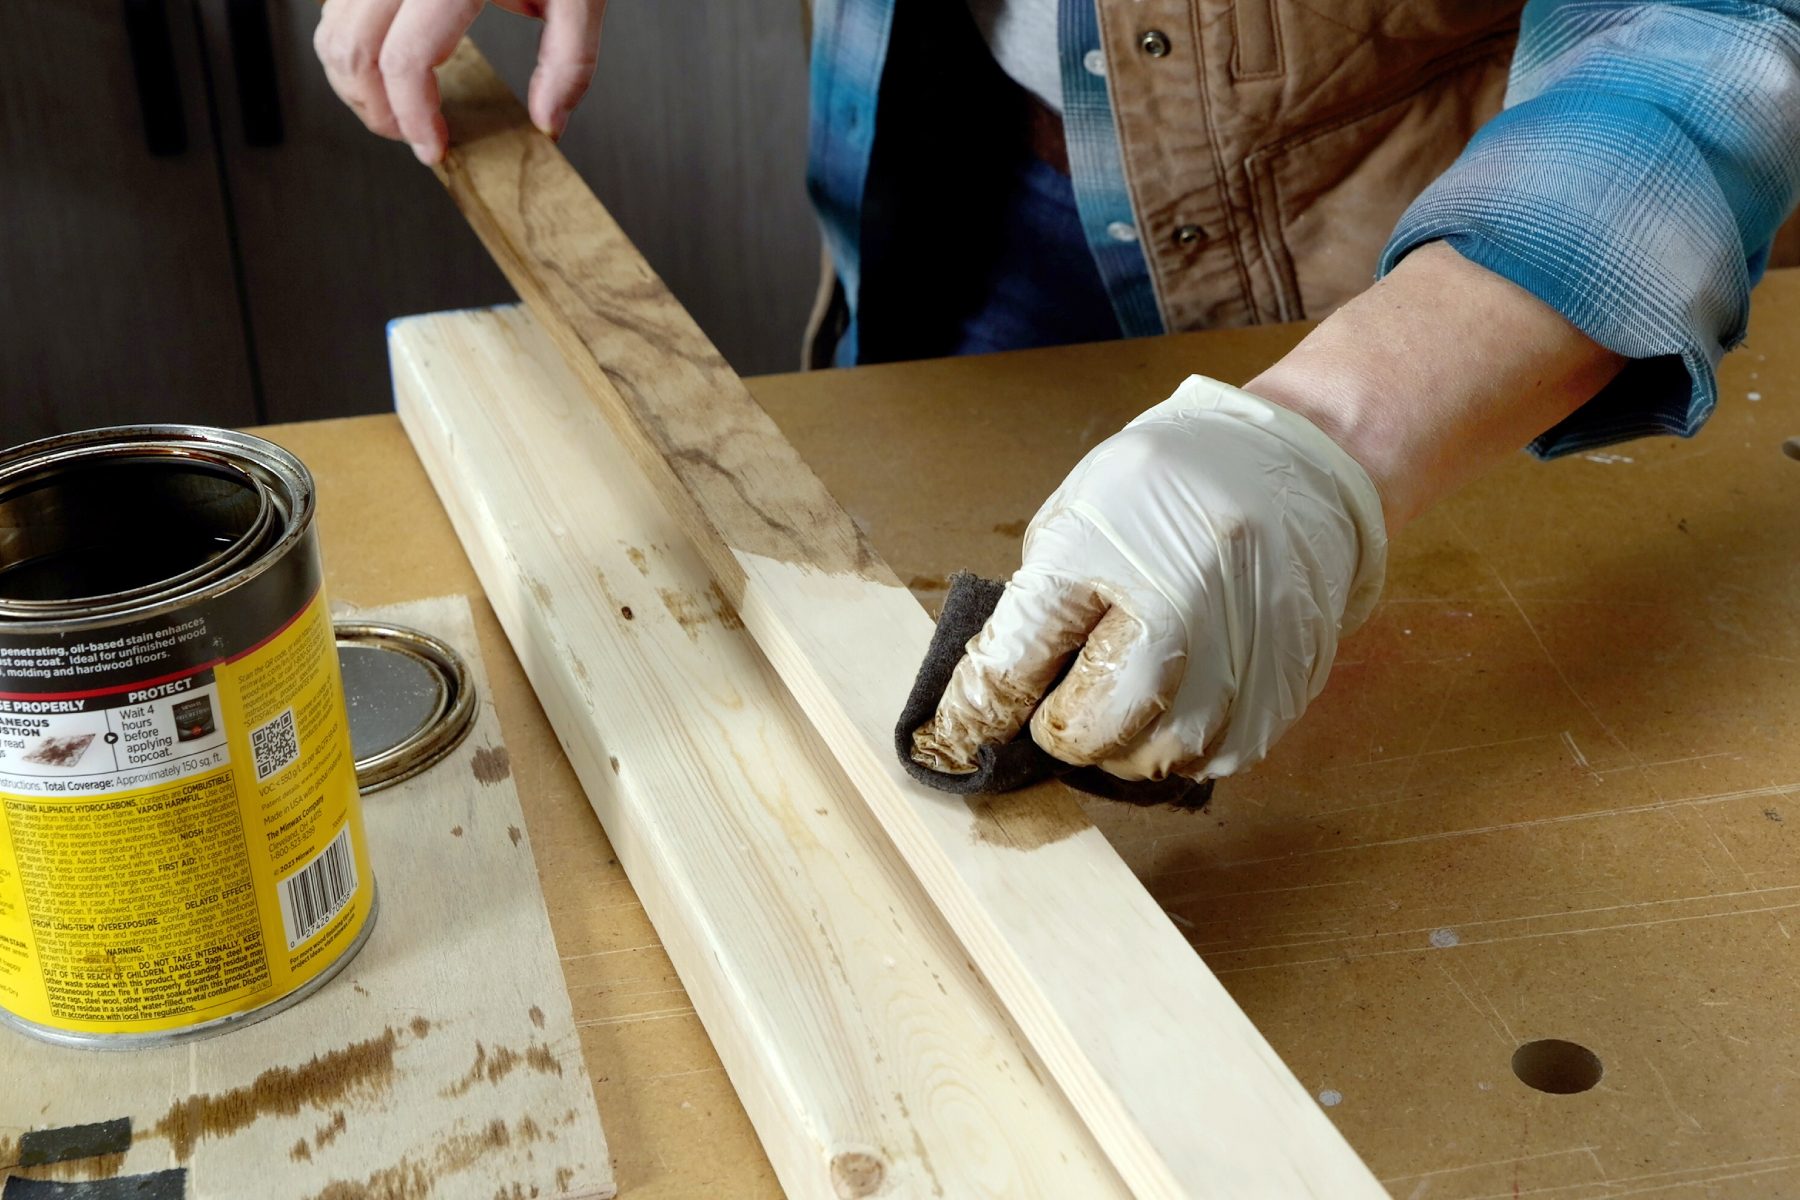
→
(912, 376, 1388, 782)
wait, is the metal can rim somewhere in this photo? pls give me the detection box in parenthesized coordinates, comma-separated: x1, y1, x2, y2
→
(0, 425, 316, 633)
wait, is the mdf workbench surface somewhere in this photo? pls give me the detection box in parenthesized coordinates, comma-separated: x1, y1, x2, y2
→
(269, 267, 1800, 1199)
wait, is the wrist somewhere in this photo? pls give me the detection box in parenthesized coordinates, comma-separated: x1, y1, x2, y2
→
(1245, 241, 1625, 532)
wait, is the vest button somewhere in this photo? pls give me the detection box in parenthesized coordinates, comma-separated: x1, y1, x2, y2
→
(1174, 223, 1205, 247)
(1139, 30, 1172, 57)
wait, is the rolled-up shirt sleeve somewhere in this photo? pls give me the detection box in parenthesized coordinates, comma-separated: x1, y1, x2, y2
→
(1378, 1, 1800, 457)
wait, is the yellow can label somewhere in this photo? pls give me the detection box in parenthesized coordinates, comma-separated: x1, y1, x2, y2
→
(0, 587, 371, 1036)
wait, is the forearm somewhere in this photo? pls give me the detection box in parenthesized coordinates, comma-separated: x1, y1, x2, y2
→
(1247, 241, 1625, 532)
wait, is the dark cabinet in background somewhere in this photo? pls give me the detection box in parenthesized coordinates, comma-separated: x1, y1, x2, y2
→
(1, 0, 817, 444)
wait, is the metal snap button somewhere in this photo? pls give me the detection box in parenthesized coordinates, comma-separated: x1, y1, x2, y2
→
(1139, 29, 1172, 57)
(1174, 223, 1205, 247)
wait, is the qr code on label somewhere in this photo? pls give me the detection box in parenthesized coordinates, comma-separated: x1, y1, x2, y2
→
(251, 708, 300, 781)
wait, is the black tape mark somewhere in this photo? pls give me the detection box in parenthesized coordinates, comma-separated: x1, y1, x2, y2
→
(18, 1119, 132, 1168)
(2, 1170, 185, 1200)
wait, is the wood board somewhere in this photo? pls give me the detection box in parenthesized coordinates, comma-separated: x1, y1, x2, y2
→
(394, 305, 1127, 1198)
(424, 38, 1382, 1198)
(0, 595, 614, 1200)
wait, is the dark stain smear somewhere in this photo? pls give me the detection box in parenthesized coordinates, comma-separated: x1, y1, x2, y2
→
(507, 825, 522, 847)
(607, 756, 619, 774)
(526, 576, 554, 612)
(153, 1028, 398, 1161)
(625, 546, 650, 575)
(707, 581, 744, 630)
(451, 825, 464, 838)
(619, 606, 633, 621)
(555, 1166, 575, 1192)
(657, 588, 708, 640)
(966, 791, 1088, 851)
(352, 983, 369, 997)
(409, 1017, 432, 1039)
(992, 518, 1030, 538)
(442, 1042, 562, 1098)
(471, 745, 512, 785)
(314, 1111, 346, 1151)
(906, 575, 947, 592)
(291, 1138, 313, 1163)
(528, 1005, 545, 1029)
(307, 1117, 514, 1200)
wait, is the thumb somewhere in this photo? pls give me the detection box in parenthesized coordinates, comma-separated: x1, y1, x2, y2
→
(910, 564, 1105, 774)
(528, 0, 605, 138)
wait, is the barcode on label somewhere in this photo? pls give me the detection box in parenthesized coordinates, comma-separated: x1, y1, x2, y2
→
(278, 827, 358, 950)
(251, 708, 300, 781)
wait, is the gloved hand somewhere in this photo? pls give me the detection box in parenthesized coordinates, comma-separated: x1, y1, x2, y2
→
(314, 0, 605, 163)
(911, 376, 1388, 783)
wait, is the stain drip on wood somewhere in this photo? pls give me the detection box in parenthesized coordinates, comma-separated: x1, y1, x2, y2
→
(441, 1041, 565, 1098)
(966, 792, 1089, 851)
(314, 1112, 348, 1152)
(306, 1115, 537, 1200)
(470, 744, 512, 785)
(152, 1028, 399, 1161)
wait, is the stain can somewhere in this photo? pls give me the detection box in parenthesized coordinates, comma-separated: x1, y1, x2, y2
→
(0, 426, 376, 1048)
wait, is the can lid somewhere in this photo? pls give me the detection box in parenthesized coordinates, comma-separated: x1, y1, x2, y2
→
(335, 621, 477, 794)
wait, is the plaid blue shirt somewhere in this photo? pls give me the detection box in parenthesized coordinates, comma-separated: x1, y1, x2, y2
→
(807, 1, 1800, 457)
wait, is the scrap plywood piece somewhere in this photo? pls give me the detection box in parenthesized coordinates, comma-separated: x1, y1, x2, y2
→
(393, 306, 1129, 1198)
(420, 43, 1383, 1196)
(0, 594, 613, 1200)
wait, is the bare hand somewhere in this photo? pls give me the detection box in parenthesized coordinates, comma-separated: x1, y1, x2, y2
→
(314, 0, 605, 163)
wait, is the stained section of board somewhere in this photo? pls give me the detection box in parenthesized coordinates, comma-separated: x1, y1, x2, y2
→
(0, 595, 614, 1200)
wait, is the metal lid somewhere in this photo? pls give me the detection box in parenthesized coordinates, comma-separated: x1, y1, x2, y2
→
(335, 621, 477, 794)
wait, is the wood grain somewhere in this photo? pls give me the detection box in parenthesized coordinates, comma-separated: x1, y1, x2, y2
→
(393, 305, 1128, 1199)
(418, 49, 1383, 1193)
(0, 595, 612, 1199)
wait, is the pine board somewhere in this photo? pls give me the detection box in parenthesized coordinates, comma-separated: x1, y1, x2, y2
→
(392, 305, 1129, 1198)
(0, 595, 613, 1200)
(424, 38, 1382, 1197)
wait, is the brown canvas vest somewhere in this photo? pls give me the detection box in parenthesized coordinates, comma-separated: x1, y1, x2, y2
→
(1099, 0, 1800, 329)
(804, 1, 1800, 365)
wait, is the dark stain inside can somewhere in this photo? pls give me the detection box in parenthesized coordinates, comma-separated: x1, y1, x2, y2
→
(0, 457, 267, 604)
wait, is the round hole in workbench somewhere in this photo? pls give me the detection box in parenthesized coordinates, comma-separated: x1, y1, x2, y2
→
(1782, 437, 1800, 461)
(1511, 1039, 1603, 1094)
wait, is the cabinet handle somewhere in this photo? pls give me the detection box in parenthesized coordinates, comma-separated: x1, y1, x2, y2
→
(227, 0, 284, 147)
(122, 0, 187, 156)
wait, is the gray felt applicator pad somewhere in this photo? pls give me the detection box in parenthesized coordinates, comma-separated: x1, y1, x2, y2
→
(894, 572, 1213, 810)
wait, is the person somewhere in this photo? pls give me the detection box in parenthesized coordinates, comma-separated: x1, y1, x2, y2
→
(314, 0, 1800, 784)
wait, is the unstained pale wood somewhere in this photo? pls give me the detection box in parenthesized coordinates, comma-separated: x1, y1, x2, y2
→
(393, 305, 1129, 1199)
(0, 595, 613, 1200)
(420, 47, 1384, 1195)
